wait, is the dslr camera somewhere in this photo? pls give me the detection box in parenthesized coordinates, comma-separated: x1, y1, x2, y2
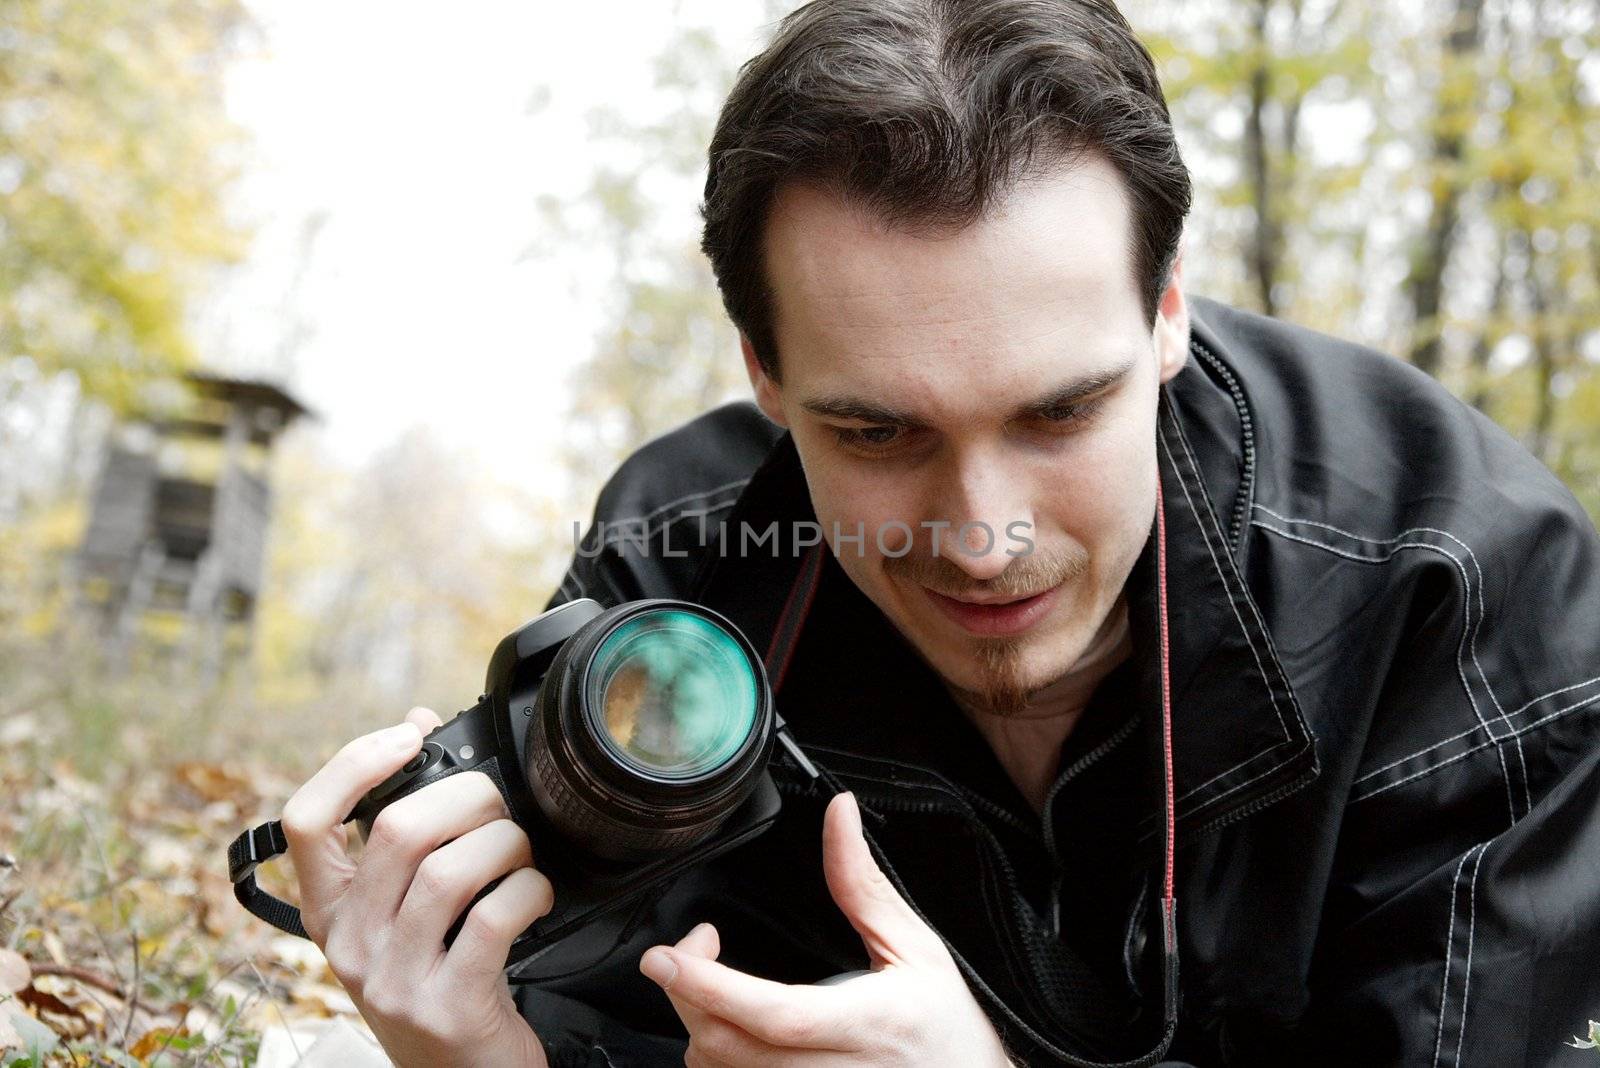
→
(229, 597, 787, 971)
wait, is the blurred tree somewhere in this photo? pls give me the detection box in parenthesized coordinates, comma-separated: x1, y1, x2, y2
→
(1136, 0, 1598, 518)
(537, 1, 1597, 523)
(0, 0, 252, 412)
(1137, 0, 1382, 331)
(534, 25, 755, 504)
(253, 430, 556, 717)
(1403, 0, 1487, 377)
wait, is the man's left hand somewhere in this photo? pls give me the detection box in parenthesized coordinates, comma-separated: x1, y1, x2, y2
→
(638, 791, 1015, 1067)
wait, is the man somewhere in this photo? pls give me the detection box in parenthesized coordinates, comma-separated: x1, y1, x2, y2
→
(278, 1, 1600, 1065)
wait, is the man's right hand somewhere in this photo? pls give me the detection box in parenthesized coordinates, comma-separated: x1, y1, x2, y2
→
(280, 706, 555, 1068)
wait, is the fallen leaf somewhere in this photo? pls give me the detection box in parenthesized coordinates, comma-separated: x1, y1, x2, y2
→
(0, 1009, 20, 1051)
(175, 762, 255, 805)
(0, 1001, 60, 1056)
(269, 936, 327, 975)
(0, 948, 30, 994)
(19, 982, 84, 1021)
(130, 1026, 192, 1059)
(0, 714, 39, 746)
(289, 980, 357, 1017)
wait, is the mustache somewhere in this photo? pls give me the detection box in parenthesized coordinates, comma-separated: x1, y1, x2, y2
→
(884, 542, 1089, 600)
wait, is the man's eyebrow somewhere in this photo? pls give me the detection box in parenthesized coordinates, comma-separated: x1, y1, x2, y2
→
(799, 356, 1140, 427)
(1013, 357, 1138, 419)
(799, 395, 926, 427)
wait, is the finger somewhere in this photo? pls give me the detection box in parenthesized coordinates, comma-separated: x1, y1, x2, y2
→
(640, 947, 846, 1049)
(279, 721, 424, 934)
(390, 818, 534, 961)
(654, 924, 725, 1053)
(822, 791, 946, 967)
(442, 865, 555, 981)
(674, 921, 720, 961)
(345, 770, 511, 923)
(405, 705, 444, 734)
(682, 1014, 814, 1067)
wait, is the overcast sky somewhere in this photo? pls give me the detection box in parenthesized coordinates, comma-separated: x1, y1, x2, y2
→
(204, 1, 781, 506)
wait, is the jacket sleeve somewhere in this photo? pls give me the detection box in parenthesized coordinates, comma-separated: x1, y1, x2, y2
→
(1294, 477, 1600, 1066)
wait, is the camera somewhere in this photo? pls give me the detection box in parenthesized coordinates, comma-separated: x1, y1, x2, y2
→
(229, 597, 785, 971)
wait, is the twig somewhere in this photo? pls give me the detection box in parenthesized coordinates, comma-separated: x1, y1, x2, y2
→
(186, 978, 262, 1067)
(146, 956, 247, 1066)
(245, 955, 305, 1065)
(29, 962, 127, 1000)
(121, 924, 142, 1047)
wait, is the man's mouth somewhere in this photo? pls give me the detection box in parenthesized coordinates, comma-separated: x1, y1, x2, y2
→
(921, 583, 1063, 637)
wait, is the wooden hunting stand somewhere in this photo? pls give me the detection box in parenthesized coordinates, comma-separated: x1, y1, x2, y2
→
(76, 372, 310, 679)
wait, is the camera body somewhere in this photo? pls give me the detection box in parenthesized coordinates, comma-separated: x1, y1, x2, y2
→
(346, 598, 783, 970)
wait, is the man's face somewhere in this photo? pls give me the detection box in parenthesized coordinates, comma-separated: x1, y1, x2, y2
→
(743, 152, 1190, 713)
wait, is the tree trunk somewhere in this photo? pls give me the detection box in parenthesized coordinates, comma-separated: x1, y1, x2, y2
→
(1524, 238, 1560, 464)
(1245, 0, 1279, 317)
(1466, 224, 1508, 412)
(1404, 0, 1486, 378)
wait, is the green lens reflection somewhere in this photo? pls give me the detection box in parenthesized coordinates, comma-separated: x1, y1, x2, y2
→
(586, 609, 758, 778)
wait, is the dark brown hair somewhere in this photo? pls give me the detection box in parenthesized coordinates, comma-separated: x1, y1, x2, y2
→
(700, 0, 1191, 381)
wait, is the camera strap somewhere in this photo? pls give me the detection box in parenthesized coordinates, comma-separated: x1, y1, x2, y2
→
(227, 471, 1182, 1068)
(766, 497, 1181, 1068)
(226, 818, 306, 938)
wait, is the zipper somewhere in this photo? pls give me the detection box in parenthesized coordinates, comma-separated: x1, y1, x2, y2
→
(1188, 336, 1256, 557)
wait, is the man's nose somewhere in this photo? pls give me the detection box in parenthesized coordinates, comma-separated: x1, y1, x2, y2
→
(928, 446, 1032, 582)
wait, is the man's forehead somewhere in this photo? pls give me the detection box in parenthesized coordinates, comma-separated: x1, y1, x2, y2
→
(760, 154, 1149, 394)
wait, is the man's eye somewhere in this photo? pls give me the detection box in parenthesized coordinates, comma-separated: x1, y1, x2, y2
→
(833, 425, 903, 450)
(1035, 397, 1106, 426)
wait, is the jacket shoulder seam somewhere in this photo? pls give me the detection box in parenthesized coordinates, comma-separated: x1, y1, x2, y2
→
(1249, 505, 1535, 820)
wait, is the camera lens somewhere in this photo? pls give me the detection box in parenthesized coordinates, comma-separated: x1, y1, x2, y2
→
(527, 600, 774, 862)
(586, 609, 758, 779)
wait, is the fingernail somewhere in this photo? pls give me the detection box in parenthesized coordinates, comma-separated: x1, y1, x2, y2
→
(640, 947, 678, 989)
(673, 922, 709, 951)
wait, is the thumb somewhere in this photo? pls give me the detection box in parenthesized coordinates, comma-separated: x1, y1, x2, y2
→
(822, 791, 947, 968)
(405, 705, 444, 733)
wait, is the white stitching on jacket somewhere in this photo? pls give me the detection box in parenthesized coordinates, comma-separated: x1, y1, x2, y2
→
(1164, 427, 1291, 742)
(1433, 845, 1476, 1068)
(1248, 516, 1520, 824)
(1352, 688, 1600, 801)
(1142, 416, 1316, 820)
(1453, 842, 1489, 1067)
(1355, 673, 1600, 782)
(1254, 505, 1533, 816)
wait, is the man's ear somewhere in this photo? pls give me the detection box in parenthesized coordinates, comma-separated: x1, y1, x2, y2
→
(740, 332, 789, 428)
(1153, 235, 1190, 384)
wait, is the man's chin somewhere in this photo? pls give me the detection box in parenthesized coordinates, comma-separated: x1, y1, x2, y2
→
(916, 630, 1036, 717)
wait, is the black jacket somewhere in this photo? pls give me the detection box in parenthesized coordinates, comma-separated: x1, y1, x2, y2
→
(514, 295, 1600, 1067)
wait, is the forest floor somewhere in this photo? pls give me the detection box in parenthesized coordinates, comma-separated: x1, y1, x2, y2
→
(1, 697, 386, 1067)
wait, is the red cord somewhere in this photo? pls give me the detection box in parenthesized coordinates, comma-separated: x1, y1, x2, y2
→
(1155, 474, 1176, 909)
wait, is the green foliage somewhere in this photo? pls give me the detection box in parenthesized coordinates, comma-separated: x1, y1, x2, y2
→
(1132, 0, 1600, 523)
(0, 0, 252, 413)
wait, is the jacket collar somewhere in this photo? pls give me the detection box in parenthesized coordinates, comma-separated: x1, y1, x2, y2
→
(692, 303, 1319, 846)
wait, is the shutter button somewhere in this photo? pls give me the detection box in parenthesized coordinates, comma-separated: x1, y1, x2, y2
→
(406, 741, 438, 777)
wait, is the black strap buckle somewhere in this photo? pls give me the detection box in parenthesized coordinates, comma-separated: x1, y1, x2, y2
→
(226, 820, 308, 940)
